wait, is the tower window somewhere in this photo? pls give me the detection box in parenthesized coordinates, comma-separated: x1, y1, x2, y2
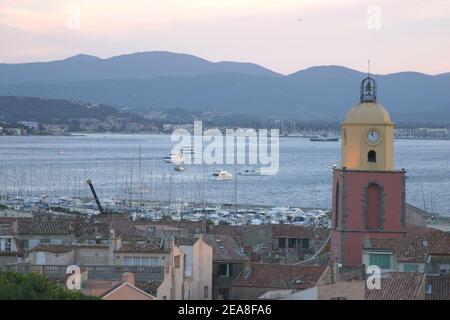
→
(368, 150, 376, 163)
(366, 183, 382, 229)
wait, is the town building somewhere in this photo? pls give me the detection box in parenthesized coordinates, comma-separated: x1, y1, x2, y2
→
(18, 121, 39, 131)
(231, 263, 330, 300)
(203, 234, 249, 300)
(43, 124, 69, 135)
(96, 273, 156, 300)
(0, 218, 21, 265)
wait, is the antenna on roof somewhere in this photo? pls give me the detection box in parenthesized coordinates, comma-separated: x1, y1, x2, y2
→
(367, 60, 371, 78)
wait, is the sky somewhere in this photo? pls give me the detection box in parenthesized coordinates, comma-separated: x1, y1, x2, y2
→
(0, 0, 449, 75)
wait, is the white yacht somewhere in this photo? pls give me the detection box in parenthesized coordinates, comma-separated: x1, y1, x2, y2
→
(210, 170, 233, 181)
(162, 152, 185, 164)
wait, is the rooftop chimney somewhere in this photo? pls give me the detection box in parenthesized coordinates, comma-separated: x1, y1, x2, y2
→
(122, 272, 135, 286)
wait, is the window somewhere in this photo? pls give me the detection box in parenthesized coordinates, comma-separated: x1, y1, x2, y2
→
(124, 257, 158, 266)
(439, 264, 450, 274)
(174, 255, 181, 268)
(403, 264, 419, 272)
(50, 239, 62, 245)
(288, 238, 296, 249)
(278, 238, 286, 249)
(368, 150, 376, 162)
(369, 253, 391, 269)
(184, 264, 193, 277)
(218, 263, 230, 277)
(203, 286, 209, 299)
(366, 183, 382, 229)
(0, 238, 11, 252)
(300, 239, 310, 249)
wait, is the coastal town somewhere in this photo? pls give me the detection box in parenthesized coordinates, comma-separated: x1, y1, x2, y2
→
(1, 0, 449, 305)
(1, 76, 449, 301)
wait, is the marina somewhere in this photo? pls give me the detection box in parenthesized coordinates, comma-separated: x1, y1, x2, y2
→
(0, 134, 449, 217)
(0, 193, 331, 228)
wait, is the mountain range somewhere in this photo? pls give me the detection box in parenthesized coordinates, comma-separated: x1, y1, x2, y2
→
(1, 51, 449, 124)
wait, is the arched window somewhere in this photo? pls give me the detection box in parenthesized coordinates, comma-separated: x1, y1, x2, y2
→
(334, 183, 340, 228)
(368, 150, 376, 163)
(366, 183, 382, 229)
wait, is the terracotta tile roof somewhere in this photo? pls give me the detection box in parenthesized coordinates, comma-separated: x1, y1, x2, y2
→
(73, 244, 109, 250)
(137, 220, 204, 234)
(203, 234, 249, 262)
(0, 251, 19, 257)
(271, 225, 314, 239)
(208, 225, 268, 237)
(73, 222, 111, 243)
(426, 275, 450, 300)
(30, 244, 74, 254)
(176, 237, 198, 246)
(407, 226, 450, 255)
(0, 217, 19, 223)
(364, 238, 428, 263)
(365, 272, 425, 300)
(73, 222, 110, 237)
(115, 242, 169, 254)
(93, 213, 131, 222)
(135, 280, 163, 295)
(233, 263, 327, 290)
(113, 220, 146, 240)
(18, 220, 72, 235)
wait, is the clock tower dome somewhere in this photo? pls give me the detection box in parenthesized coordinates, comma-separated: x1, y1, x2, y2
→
(330, 75, 407, 268)
(341, 76, 394, 171)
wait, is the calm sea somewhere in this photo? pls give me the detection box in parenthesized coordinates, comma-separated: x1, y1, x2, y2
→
(0, 134, 449, 216)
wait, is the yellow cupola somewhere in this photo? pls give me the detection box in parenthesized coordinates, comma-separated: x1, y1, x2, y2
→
(341, 76, 394, 171)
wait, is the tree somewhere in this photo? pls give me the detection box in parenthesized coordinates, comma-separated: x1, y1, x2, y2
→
(0, 271, 99, 300)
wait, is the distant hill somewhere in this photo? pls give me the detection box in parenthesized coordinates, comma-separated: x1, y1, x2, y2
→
(393, 103, 450, 125)
(0, 96, 129, 123)
(0, 52, 449, 123)
(0, 51, 280, 85)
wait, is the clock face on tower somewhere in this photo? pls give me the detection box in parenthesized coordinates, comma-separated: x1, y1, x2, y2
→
(367, 130, 379, 144)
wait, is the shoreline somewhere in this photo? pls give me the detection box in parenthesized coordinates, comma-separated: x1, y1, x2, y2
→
(2, 132, 450, 142)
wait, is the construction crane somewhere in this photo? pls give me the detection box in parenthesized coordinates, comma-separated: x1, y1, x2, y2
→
(86, 179, 104, 214)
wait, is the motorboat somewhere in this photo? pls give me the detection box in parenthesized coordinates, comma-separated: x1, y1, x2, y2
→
(210, 170, 233, 181)
(238, 168, 262, 176)
(174, 165, 185, 172)
(162, 152, 185, 164)
(310, 134, 339, 142)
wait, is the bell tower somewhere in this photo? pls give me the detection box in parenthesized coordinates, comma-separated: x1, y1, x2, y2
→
(330, 74, 407, 267)
(341, 76, 394, 171)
